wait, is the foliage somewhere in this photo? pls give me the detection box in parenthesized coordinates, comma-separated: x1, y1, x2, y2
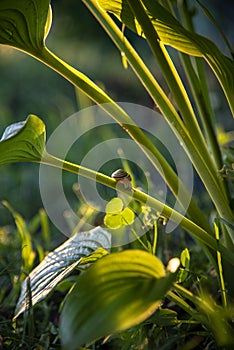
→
(0, 0, 234, 349)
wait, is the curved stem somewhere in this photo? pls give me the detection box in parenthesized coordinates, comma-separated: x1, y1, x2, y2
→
(40, 152, 234, 268)
(124, 0, 234, 243)
(35, 45, 213, 236)
(82, 0, 234, 245)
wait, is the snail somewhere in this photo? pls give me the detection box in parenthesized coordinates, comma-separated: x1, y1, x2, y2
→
(111, 169, 132, 190)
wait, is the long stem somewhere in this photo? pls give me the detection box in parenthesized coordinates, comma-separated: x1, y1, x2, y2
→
(124, 0, 234, 243)
(40, 152, 234, 268)
(166, 291, 206, 323)
(128, 0, 216, 171)
(214, 220, 228, 308)
(176, 1, 232, 234)
(173, 283, 214, 313)
(180, 53, 223, 168)
(36, 45, 213, 236)
(177, 2, 224, 173)
(82, 0, 234, 241)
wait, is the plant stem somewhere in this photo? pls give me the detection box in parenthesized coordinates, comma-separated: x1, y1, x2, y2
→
(40, 152, 234, 268)
(125, 0, 234, 244)
(180, 53, 224, 169)
(166, 290, 206, 323)
(173, 283, 214, 313)
(214, 220, 228, 308)
(177, 2, 225, 173)
(82, 0, 234, 245)
(36, 45, 213, 236)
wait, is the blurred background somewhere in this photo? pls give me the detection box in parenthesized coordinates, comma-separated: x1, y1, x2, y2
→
(0, 0, 233, 235)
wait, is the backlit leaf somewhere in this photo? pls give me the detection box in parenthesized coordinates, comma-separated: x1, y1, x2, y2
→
(178, 248, 190, 283)
(180, 248, 190, 269)
(60, 249, 178, 349)
(104, 213, 123, 228)
(0, 0, 51, 55)
(14, 227, 111, 319)
(122, 206, 135, 224)
(0, 115, 45, 166)
(98, 0, 234, 115)
(105, 197, 123, 213)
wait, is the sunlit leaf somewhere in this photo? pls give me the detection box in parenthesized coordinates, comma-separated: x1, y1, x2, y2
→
(14, 227, 111, 319)
(178, 248, 190, 283)
(0, 115, 45, 166)
(104, 213, 123, 228)
(105, 197, 123, 213)
(180, 248, 190, 269)
(104, 198, 135, 228)
(60, 249, 178, 349)
(98, 0, 234, 115)
(122, 206, 135, 224)
(0, 0, 51, 55)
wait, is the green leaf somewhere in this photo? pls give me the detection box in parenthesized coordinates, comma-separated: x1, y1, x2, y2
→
(178, 248, 190, 283)
(14, 227, 111, 319)
(3, 201, 35, 274)
(180, 248, 190, 269)
(60, 249, 178, 349)
(122, 206, 135, 224)
(98, 0, 234, 115)
(105, 197, 123, 213)
(104, 213, 123, 228)
(0, 115, 45, 166)
(196, 0, 234, 58)
(104, 198, 135, 228)
(149, 308, 178, 326)
(0, 0, 51, 55)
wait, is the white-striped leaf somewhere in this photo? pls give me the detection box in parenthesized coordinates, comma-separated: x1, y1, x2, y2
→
(14, 227, 111, 319)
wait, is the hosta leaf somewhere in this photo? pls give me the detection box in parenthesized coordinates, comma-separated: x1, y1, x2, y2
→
(60, 249, 178, 349)
(0, 115, 45, 166)
(98, 0, 234, 115)
(0, 0, 51, 55)
(14, 227, 111, 319)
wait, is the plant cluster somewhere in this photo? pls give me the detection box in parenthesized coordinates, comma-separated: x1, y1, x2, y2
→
(0, 0, 234, 349)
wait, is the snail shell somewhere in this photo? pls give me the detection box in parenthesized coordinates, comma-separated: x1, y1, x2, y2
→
(111, 169, 131, 181)
(111, 169, 132, 190)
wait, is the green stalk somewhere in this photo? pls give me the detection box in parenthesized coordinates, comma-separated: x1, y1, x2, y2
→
(40, 151, 234, 268)
(166, 290, 206, 323)
(173, 283, 214, 312)
(36, 45, 212, 235)
(179, 53, 224, 169)
(129, 0, 217, 171)
(169, 284, 234, 344)
(82, 0, 213, 235)
(178, 2, 224, 172)
(214, 220, 228, 308)
(125, 0, 234, 243)
(179, 53, 230, 202)
(83, 0, 234, 245)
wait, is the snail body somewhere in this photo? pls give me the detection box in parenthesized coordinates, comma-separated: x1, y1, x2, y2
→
(111, 169, 132, 190)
